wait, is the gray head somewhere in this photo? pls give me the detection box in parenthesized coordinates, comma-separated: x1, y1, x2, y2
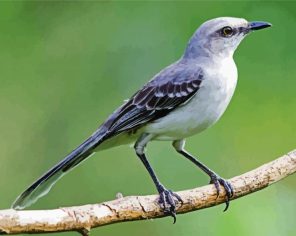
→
(184, 17, 271, 59)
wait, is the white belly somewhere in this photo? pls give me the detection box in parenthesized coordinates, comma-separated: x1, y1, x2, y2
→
(144, 58, 238, 140)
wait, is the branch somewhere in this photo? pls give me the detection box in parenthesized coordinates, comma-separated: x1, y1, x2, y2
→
(1, 150, 295, 235)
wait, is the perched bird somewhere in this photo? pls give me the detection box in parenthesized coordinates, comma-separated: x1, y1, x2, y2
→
(12, 17, 271, 221)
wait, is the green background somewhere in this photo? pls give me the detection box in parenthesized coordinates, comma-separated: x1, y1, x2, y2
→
(0, 1, 295, 236)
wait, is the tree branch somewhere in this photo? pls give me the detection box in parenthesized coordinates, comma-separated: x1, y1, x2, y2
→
(0, 149, 295, 235)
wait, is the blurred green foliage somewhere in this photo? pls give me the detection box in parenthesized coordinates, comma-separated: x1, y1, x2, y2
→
(0, 1, 295, 236)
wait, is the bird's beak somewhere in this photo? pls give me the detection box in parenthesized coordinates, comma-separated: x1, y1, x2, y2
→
(248, 21, 272, 31)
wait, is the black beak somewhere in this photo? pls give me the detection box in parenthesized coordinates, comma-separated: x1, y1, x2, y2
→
(248, 21, 272, 31)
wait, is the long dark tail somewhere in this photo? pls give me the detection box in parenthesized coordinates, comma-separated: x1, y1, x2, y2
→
(12, 133, 105, 210)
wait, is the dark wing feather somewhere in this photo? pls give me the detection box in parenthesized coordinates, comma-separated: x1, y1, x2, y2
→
(98, 61, 204, 139)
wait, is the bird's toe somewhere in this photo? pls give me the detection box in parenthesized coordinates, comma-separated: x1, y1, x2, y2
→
(158, 187, 182, 223)
(210, 175, 234, 211)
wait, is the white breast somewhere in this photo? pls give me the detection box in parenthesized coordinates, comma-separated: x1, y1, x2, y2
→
(145, 57, 238, 140)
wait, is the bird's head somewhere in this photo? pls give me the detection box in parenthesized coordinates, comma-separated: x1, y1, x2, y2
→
(184, 17, 272, 59)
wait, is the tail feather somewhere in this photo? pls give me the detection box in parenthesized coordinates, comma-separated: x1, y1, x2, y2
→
(12, 134, 104, 210)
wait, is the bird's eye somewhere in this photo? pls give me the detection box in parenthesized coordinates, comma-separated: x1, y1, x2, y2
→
(221, 26, 234, 37)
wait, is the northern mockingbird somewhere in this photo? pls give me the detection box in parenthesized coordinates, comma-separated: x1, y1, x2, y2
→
(12, 17, 271, 221)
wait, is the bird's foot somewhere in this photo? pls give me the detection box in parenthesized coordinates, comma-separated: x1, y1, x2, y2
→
(209, 174, 234, 212)
(158, 185, 182, 223)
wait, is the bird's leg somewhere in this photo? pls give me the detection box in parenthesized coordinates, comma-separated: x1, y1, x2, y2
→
(173, 140, 234, 211)
(135, 134, 182, 222)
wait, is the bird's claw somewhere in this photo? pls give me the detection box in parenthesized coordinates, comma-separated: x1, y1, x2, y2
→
(158, 186, 182, 223)
(210, 174, 234, 212)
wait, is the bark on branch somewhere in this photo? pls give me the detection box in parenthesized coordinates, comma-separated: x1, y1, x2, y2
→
(0, 149, 295, 235)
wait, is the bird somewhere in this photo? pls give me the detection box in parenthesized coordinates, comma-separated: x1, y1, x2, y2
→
(12, 17, 271, 221)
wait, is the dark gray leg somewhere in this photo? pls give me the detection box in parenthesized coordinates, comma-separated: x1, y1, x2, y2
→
(173, 139, 234, 211)
(134, 134, 182, 222)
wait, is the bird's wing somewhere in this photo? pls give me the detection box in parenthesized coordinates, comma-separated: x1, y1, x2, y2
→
(11, 61, 204, 210)
(99, 62, 204, 138)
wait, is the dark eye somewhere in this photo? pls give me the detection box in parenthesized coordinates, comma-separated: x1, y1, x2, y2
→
(221, 26, 234, 37)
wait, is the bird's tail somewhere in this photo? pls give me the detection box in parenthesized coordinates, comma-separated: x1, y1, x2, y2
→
(12, 133, 105, 210)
